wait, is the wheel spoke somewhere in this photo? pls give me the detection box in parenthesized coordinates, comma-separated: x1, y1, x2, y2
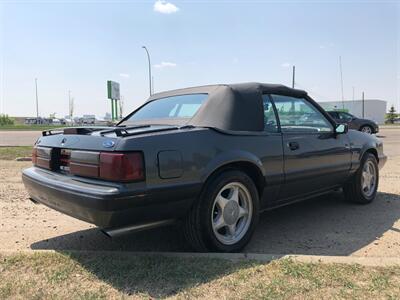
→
(229, 186, 239, 203)
(362, 172, 368, 189)
(213, 216, 226, 230)
(238, 206, 248, 218)
(216, 195, 229, 210)
(227, 224, 236, 236)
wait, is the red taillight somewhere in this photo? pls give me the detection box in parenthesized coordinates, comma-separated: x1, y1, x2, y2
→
(32, 147, 51, 169)
(99, 152, 144, 182)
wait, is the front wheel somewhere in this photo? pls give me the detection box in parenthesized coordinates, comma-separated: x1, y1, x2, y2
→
(343, 153, 379, 204)
(183, 170, 259, 252)
(360, 125, 373, 134)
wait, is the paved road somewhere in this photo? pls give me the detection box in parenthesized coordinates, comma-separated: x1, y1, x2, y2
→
(0, 131, 41, 146)
(0, 128, 399, 256)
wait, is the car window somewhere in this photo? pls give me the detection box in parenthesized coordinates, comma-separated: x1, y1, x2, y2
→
(328, 111, 338, 119)
(338, 112, 354, 121)
(126, 94, 207, 121)
(271, 95, 333, 133)
(262, 95, 278, 133)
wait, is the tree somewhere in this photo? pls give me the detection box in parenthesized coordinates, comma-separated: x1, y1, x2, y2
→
(386, 105, 397, 124)
(0, 114, 14, 126)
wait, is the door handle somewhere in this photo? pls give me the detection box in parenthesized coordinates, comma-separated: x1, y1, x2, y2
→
(288, 141, 300, 151)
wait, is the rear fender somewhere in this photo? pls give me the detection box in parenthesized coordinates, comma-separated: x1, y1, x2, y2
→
(201, 150, 265, 183)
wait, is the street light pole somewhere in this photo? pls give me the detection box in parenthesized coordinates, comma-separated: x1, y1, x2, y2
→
(142, 46, 152, 96)
(292, 65, 295, 88)
(35, 78, 39, 120)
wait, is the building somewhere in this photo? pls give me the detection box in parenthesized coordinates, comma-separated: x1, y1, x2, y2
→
(319, 99, 387, 124)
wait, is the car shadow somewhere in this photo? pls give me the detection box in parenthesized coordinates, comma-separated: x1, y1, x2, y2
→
(31, 191, 400, 256)
(57, 250, 262, 298)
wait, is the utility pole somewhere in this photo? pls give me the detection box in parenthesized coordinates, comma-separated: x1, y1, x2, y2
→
(339, 56, 344, 109)
(292, 65, 295, 88)
(35, 78, 39, 120)
(142, 46, 152, 96)
(362, 91, 365, 118)
(68, 90, 74, 122)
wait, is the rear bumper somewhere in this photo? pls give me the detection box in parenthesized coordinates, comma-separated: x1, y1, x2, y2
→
(378, 154, 387, 170)
(22, 167, 200, 228)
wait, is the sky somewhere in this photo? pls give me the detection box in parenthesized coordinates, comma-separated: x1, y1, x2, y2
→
(0, 0, 399, 118)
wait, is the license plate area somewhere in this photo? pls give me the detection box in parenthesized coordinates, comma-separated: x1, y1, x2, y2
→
(59, 149, 71, 173)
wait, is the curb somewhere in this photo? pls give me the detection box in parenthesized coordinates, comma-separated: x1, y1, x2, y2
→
(1, 250, 399, 267)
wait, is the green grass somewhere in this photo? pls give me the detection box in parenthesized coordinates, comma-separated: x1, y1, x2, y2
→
(0, 252, 399, 299)
(0, 146, 32, 160)
(0, 124, 68, 131)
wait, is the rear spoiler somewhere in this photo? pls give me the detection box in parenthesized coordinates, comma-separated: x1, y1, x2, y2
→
(98, 125, 180, 137)
(42, 125, 184, 138)
(42, 126, 109, 137)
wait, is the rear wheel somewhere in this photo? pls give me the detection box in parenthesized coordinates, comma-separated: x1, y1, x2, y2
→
(360, 125, 373, 134)
(343, 153, 378, 204)
(183, 170, 259, 252)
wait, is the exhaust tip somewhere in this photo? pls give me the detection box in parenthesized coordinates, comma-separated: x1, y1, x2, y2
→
(29, 198, 39, 205)
(101, 219, 175, 238)
(101, 229, 112, 238)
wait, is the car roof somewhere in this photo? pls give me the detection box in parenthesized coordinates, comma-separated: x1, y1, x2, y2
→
(148, 82, 307, 101)
(123, 82, 314, 132)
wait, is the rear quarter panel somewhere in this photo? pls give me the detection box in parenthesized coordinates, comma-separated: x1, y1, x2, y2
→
(115, 128, 284, 204)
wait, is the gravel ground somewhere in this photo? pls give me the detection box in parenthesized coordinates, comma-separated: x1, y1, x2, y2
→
(0, 129, 399, 255)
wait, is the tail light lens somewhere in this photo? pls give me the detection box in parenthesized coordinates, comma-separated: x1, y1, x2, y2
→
(99, 152, 144, 182)
(32, 148, 37, 165)
(32, 146, 145, 183)
(32, 146, 51, 169)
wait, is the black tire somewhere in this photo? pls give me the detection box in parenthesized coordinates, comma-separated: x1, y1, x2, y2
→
(360, 125, 373, 134)
(183, 170, 260, 252)
(343, 153, 379, 204)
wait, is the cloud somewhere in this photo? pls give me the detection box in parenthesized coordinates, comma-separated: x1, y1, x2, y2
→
(119, 73, 130, 78)
(153, 62, 177, 69)
(319, 43, 334, 49)
(281, 62, 291, 68)
(153, 0, 179, 14)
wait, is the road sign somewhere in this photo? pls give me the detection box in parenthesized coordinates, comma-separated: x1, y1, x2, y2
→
(107, 81, 120, 100)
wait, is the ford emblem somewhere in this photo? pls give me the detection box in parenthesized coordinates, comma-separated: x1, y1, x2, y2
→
(103, 140, 115, 148)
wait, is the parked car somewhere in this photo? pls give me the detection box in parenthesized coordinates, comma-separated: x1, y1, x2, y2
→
(22, 83, 387, 252)
(326, 111, 379, 134)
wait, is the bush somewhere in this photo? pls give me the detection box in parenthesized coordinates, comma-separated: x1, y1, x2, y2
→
(0, 114, 14, 126)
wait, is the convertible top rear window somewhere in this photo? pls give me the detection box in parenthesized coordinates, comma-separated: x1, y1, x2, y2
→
(126, 94, 207, 122)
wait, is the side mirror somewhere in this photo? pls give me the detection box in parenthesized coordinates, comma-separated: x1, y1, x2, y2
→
(335, 123, 348, 134)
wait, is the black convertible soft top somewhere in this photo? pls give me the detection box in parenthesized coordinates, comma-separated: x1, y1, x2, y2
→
(124, 82, 308, 132)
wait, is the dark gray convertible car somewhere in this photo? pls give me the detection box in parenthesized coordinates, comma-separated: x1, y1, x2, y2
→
(22, 83, 387, 252)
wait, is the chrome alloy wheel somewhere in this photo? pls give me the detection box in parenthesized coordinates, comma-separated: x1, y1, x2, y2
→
(211, 182, 253, 245)
(361, 126, 372, 134)
(361, 160, 377, 198)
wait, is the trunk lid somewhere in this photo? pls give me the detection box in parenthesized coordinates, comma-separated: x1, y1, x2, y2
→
(36, 125, 178, 151)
